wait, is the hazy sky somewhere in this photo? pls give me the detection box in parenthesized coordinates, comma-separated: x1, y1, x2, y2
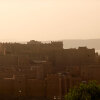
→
(0, 0, 100, 42)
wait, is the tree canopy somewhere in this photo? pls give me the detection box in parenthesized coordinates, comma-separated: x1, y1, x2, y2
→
(65, 81, 100, 100)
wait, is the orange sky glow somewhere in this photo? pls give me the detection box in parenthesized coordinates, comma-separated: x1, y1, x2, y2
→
(0, 0, 100, 42)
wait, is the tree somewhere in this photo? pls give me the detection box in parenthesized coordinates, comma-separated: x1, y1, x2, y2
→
(65, 81, 100, 100)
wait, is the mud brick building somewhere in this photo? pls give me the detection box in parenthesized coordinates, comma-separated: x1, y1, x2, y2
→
(0, 40, 100, 100)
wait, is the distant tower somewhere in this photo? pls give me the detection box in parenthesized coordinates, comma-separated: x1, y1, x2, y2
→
(3, 47, 6, 55)
(0, 44, 5, 55)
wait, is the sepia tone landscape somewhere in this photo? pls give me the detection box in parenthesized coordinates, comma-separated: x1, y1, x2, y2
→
(0, 0, 100, 100)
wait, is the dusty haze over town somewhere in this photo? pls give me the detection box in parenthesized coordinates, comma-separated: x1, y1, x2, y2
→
(0, 1, 100, 100)
(0, 0, 100, 42)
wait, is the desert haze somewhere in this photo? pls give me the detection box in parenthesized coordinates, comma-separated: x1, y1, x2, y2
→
(63, 39, 100, 50)
(0, 0, 100, 41)
(0, 0, 100, 100)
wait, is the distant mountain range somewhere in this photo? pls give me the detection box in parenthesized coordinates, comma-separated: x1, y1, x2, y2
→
(63, 39, 100, 50)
